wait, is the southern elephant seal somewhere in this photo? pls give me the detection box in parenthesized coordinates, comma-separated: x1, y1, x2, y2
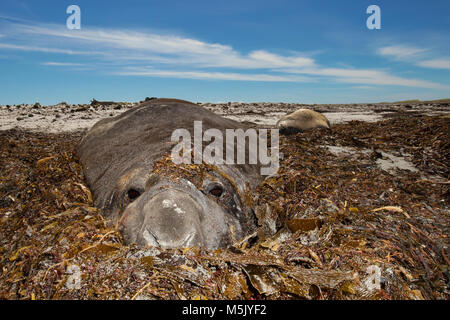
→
(277, 109, 330, 134)
(77, 98, 265, 249)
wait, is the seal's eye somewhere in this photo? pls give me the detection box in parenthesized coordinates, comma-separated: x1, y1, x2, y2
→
(209, 185, 223, 197)
(127, 188, 141, 201)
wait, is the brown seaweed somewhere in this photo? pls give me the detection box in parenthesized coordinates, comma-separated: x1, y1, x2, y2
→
(0, 114, 448, 300)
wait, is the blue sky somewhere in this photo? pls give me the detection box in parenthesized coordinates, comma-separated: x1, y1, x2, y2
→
(0, 0, 449, 105)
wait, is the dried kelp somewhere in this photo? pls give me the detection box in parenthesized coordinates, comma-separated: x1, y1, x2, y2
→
(0, 114, 448, 300)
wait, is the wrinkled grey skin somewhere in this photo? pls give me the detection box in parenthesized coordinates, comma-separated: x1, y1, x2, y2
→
(77, 99, 262, 249)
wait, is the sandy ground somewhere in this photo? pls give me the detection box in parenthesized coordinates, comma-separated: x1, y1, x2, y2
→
(1, 100, 447, 179)
(1, 101, 449, 133)
(0, 102, 137, 133)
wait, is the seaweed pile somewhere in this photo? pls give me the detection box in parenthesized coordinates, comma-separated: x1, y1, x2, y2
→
(0, 114, 448, 300)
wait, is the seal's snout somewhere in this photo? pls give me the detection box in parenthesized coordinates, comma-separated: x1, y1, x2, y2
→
(139, 190, 205, 248)
(119, 177, 249, 250)
(122, 189, 206, 249)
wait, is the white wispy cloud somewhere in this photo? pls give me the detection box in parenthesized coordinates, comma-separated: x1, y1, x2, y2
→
(352, 86, 376, 90)
(7, 23, 316, 69)
(378, 44, 450, 72)
(417, 59, 450, 70)
(0, 43, 96, 55)
(0, 20, 448, 89)
(378, 45, 427, 59)
(42, 62, 85, 66)
(114, 68, 312, 82)
(279, 67, 448, 90)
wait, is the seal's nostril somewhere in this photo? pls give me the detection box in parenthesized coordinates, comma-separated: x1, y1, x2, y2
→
(127, 188, 141, 201)
(209, 186, 223, 197)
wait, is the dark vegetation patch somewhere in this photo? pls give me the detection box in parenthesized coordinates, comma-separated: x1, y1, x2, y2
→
(0, 115, 448, 300)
